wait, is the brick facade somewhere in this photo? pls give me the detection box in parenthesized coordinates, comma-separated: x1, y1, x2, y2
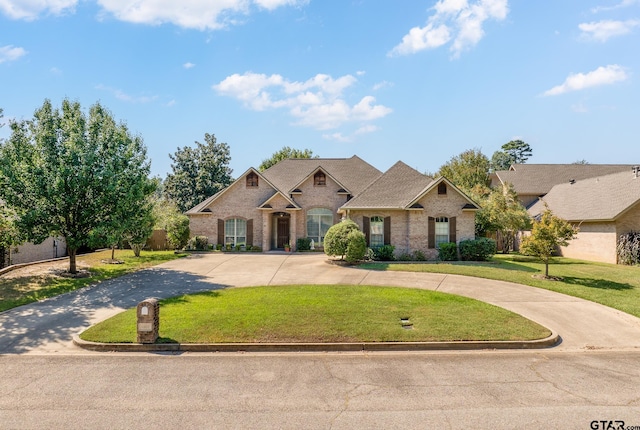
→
(188, 160, 479, 258)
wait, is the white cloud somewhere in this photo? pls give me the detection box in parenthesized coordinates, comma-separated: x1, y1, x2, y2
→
(355, 124, 379, 135)
(183, 62, 196, 69)
(214, 72, 392, 130)
(0, 45, 27, 63)
(96, 0, 305, 30)
(542, 65, 628, 96)
(579, 20, 640, 42)
(0, 0, 76, 20)
(372, 80, 393, 91)
(96, 84, 159, 103)
(0, 0, 305, 28)
(389, 0, 508, 58)
(591, 0, 639, 13)
(322, 132, 351, 143)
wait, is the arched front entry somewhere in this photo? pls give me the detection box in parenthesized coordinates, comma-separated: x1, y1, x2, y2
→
(272, 212, 291, 249)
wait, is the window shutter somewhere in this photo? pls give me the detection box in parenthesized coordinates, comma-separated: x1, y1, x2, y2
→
(384, 217, 391, 245)
(363, 217, 370, 246)
(428, 217, 435, 249)
(217, 219, 224, 245)
(449, 216, 457, 244)
(247, 219, 253, 247)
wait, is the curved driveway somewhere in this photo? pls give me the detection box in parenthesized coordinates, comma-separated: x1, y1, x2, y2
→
(2, 253, 640, 354)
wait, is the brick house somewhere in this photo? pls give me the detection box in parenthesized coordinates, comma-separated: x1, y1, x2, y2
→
(187, 156, 480, 258)
(491, 164, 640, 264)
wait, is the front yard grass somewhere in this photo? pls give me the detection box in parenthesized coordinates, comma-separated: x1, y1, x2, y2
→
(80, 285, 551, 343)
(0, 250, 185, 312)
(360, 254, 640, 318)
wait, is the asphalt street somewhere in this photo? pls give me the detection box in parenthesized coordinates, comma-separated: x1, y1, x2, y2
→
(1, 253, 640, 428)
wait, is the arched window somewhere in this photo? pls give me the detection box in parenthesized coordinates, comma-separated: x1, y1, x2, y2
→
(435, 217, 449, 246)
(314, 171, 326, 186)
(370, 216, 384, 248)
(306, 208, 333, 247)
(225, 218, 246, 247)
(246, 172, 258, 187)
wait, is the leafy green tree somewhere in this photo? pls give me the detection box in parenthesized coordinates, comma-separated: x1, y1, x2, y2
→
(479, 184, 531, 253)
(165, 214, 190, 250)
(0, 99, 152, 274)
(437, 148, 491, 192)
(520, 208, 578, 277)
(324, 219, 361, 260)
(164, 133, 233, 212)
(491, 140, 533, 170)
(259, 146, 317, 171)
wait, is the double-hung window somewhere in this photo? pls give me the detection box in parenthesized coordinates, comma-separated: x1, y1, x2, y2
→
(435, 217, 449, 247)
(306, 208, 333, 247)
(370, 216, 384, 248)
(225, 218, 246, 247)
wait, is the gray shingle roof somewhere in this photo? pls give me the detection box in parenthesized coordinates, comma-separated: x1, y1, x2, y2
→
(261, 155, 382, 196)
(528, 170, 640, 221)
(341, 161, 434, 209)
(493, 164, 634, 196)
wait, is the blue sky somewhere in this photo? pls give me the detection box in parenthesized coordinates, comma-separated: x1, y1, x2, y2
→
(1, 0, 639, 178)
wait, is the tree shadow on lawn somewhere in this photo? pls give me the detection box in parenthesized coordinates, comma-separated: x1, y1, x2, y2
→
(0, 268, 228, 354)
(561, 276, 633, 291)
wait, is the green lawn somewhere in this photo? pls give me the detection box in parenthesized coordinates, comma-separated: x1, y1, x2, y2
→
(80, 285, 551, 343)
(0, 250, 185, 312)
(361, 254, 640, 318)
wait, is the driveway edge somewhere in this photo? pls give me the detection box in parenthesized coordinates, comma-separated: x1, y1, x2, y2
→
(72, 331, 560, 353)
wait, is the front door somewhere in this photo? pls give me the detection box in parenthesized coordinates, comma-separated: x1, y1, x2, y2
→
(276, 216, 290, 249)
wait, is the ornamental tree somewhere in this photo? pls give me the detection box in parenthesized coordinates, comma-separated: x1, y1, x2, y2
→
(324, 219, 363, 261)
(520, 208, 578, 277)
(0, 99, 153, 274)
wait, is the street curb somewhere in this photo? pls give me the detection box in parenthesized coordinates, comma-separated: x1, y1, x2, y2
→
(73, 331, 560, 353)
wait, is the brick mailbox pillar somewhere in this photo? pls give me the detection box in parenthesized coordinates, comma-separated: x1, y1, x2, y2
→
(137, 298, 159, 344)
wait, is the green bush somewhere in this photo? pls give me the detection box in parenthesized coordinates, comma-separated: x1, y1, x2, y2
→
(186, 235, 209, 251)
(617, 231, 640, 265)
(216, 244, 223, 251)
(345, 230, 367, 263)
(250, 246, 262, 252)
(398, 252, 413, 261)
(459, 238, 496, 261)
(166, 215, 190, 250)
(412, 250, 426, 261)
(373, 245, 395, 261)
(324, 220, 361, 259)
(438, 242, 458, 261)
(297, 237, 312, 251)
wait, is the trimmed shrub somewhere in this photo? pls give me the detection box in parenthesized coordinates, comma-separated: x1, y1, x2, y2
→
(216, 244, 223, 251)
(459, 238, 496, 261)
(438, 242, 458, 261)
(397, 252, 413, 261)
(250, 246, 262, 252)
(186, 235, 209, 251)
(324, 220, 362, 259)
(412, 250, 426, 261)
(373, 245, 395, 261)
(297, 237, 312, 251)
(345, 230, 367, 263)
(617, 231, 640, 265)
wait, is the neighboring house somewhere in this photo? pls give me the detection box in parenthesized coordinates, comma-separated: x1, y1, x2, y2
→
(1, 237, 67, 269)
(527, 168, 640, 264)
(187, 156, 480, 258)
(490, 164, 634, 208)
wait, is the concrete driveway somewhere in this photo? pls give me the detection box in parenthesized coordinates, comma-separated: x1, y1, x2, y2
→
(2, 252, 640, 354)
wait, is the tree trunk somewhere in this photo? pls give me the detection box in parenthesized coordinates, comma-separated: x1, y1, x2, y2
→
(69, 248, 77, 274)
(111, 245, 116, 261)
(544, 258, 549, 277)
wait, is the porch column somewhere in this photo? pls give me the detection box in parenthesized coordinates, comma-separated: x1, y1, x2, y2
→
(262, 211, 270, 251)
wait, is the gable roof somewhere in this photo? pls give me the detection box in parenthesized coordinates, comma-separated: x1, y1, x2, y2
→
(492, 164, 634, 196)
(261, 155, 382, 196)
(185, 167, 296, 214)
(528, 170, 640, 221)
(340, 161, 433, 210)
